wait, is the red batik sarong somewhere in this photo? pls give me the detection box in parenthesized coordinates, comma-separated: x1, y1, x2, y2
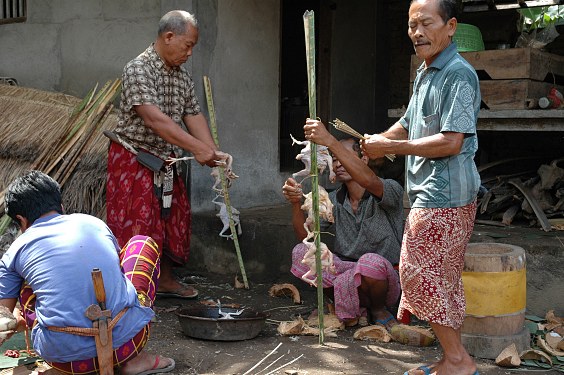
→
(291, 243, 400, 321)
(19, 235, 160, 374)
(398, 202, 477, 329)
(106, 142, 191, 264)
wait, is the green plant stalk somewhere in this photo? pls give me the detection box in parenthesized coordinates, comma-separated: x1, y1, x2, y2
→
(304, 9, 324, 345)
(203, 76, 249, 289)
(0, 214, 12, 236)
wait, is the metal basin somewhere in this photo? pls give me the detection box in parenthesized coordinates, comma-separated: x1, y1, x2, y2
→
(176, 306, 268, 341)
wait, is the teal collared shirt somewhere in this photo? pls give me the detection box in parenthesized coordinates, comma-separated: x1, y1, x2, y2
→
(399, 42, 481, 208)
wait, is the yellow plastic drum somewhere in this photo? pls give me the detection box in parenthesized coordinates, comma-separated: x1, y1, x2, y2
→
(461, 242, 530, 359)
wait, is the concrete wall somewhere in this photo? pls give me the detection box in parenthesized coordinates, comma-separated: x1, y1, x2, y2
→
(190, 0, 284, 212)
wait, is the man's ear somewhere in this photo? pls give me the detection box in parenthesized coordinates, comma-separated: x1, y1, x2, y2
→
(15, 215, 30, 233)
(447, 17, 457, 38)
(361, 155, 370, 164)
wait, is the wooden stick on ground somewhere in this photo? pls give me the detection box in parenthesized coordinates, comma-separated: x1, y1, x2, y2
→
(203, 76, 249, 289)
(242, 342, 283, 375)
(264, 354, 304, 375)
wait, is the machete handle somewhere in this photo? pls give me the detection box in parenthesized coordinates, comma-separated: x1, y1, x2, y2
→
(91, 268, 107, 310)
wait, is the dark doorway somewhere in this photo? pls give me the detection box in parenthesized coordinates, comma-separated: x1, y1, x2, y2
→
(279, 0, 332, 172)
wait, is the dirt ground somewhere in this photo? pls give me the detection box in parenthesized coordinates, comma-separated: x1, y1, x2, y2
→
(145, 270, 560, 375)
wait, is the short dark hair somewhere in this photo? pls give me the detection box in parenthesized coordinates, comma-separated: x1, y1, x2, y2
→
(438, 0, 458, 22)
(410, 0, 458, 23)
(5, 170, 63, 226)
(158, 10, 198, 36)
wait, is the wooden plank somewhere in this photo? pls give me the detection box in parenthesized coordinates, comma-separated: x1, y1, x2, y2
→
(461, 0, 562, 12)
(410, 48, 564, 82)
(387, 108, 564, 131)
(480, 79, 563, 109)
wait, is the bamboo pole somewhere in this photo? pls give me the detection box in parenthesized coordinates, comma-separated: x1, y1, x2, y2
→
(203, 76, 249, 289)
(303, 9, 325, 345)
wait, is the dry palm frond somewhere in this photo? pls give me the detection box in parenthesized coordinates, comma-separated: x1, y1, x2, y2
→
(330, 118, 396, 162)
(0, 81, 120, 226)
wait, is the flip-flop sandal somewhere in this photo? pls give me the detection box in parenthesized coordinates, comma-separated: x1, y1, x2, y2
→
(156, 283, 198, 299)
(403, 365, 434, 375)
(374, 311, 397, 330)
(403, 365, 478, 375)
(135, 356, 175, 375)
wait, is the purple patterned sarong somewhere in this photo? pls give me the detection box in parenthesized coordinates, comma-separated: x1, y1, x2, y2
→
(291, 243, 400, 321)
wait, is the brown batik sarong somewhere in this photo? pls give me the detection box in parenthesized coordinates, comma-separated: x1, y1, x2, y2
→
(398, 202, 476, 329)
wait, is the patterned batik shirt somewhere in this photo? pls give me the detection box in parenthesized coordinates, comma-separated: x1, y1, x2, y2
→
(399, 42, 481, 208)
(114, 44, 201, 160)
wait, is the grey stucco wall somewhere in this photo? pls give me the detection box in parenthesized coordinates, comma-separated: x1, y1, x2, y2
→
(190, 0, 285, 212)
(0, 0, 285, 213)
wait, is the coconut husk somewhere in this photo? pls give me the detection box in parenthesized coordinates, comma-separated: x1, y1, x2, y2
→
(268, 283, 302, 304)
(301, 325, 338, 338)
(495, 343, 521, 368)
(545, 332, 564, 351)
(520, 349, 553, 366)
(545, 310, 563, 331)
(234, 275, 245, 289)
(553, 325, 564, 337)
(307, 313, 344, 331)
(537, 336, 564, 357)
(277, 315, 341, 337)
(353, 325, 392, 342)
(390, 324, 436, 347)
(278, 317, 306, 336)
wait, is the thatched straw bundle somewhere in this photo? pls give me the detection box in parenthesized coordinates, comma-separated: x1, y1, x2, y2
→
(0, 82, 119, 221)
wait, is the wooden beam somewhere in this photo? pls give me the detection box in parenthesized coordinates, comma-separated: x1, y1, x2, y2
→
(462, 0, 562, 12)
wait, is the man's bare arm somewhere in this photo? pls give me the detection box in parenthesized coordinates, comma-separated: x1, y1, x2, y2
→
(134, 105, 216, 166)
(184, 113, 218, 151)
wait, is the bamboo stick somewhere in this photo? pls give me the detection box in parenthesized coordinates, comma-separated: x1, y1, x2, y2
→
(203, 76, 249, 289)
(303, 9, 325, 345)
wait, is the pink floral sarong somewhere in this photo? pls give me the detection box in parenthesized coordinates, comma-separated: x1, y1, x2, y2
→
(398, 202, 477, 329)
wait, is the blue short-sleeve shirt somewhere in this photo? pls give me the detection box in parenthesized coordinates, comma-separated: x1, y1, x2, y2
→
(399, 43, 481, 208)
(0, 213, 154, 362)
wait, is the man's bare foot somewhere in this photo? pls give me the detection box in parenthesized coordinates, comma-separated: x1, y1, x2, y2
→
(121, 351, 175, 375)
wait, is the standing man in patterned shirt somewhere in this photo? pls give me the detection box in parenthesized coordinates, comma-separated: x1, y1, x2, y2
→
(283, 121, 404, 328)
(107, 10, 230, 299)
(361, 0, 480, 374)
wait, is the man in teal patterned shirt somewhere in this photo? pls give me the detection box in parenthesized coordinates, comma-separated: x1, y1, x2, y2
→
(361, 0, 480, 374)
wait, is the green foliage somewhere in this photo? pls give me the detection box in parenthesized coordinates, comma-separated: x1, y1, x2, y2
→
(518, 5, 564, 32)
